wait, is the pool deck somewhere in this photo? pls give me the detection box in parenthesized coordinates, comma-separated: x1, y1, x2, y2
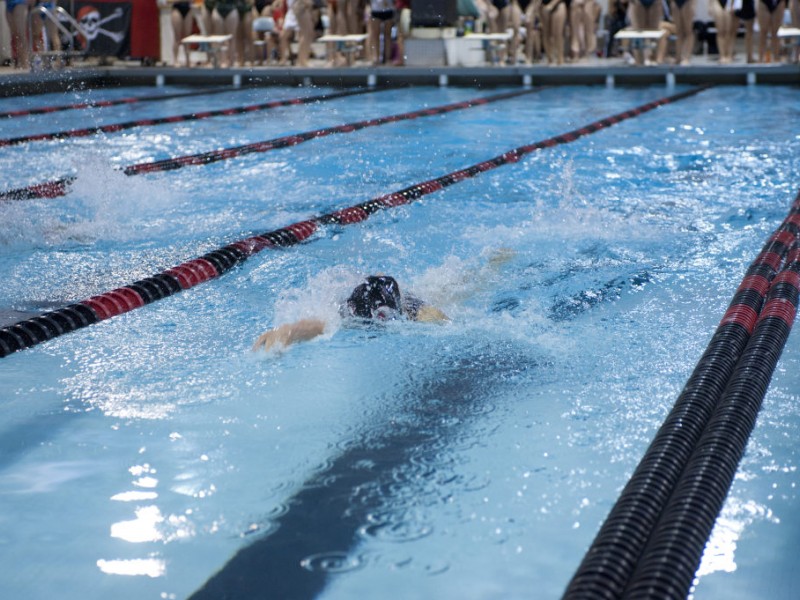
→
(0, 54, 798, 95)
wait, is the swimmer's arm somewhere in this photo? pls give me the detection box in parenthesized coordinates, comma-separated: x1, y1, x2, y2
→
(252, 318, 326, 351)
(414, 305, 449, 322)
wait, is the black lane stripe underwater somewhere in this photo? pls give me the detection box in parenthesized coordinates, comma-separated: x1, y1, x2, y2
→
(0, 86, 710, 359)
(190, 342, 532, 600)
(0, 87, 541, 201)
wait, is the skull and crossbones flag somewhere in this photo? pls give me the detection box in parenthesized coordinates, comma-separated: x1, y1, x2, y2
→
(63, 0, 131, 56)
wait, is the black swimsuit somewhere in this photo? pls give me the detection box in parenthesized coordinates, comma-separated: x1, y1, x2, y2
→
(542, 0, 570, 8)
(173, 1, 191, 18)
(735, 0, 756, 19)
(371, 9, 394, 20)
(215, 1, 237, 18)
(760, 0, 784, 12)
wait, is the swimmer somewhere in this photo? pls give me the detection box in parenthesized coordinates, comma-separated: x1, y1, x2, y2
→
(253, 275, 449, 352)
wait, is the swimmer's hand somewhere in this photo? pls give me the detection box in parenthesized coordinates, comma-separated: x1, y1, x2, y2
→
(414, 305, 449, 322)
(252, 319, 326, 352)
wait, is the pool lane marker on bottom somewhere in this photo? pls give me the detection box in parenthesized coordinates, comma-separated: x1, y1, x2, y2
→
(563, 193, 800, 600)
(0, 85, 710, 358)
(0, 87, 542, 201)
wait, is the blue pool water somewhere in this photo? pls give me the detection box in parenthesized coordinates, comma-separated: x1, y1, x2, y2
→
(0, 83, 799, 600)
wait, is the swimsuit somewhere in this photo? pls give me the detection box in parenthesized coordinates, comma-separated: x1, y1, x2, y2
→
(214, 0, 237, 18)
(283, 0, 298, 30)
(255, 0, 272, 11)
(6, 0, 29, 10)
(237, 0, 254, 16)
(735, 0, 756, 19)
(173, 2, 192, 18)
(371, 0, 394, 19)
(760, 0, 784, 12)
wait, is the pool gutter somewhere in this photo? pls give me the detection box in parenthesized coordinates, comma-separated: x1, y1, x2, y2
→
(0, 63, 797, 96)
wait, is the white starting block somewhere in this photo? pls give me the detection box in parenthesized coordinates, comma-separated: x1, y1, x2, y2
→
(778, 26, 800, 40)
(317, 34, 368, 65)
(614, 28, 665, 54)
(460, 32, 513, 65)
(181, 34, 233, 68)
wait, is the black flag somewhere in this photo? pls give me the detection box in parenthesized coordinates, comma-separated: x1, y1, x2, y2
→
(65, 0, 131, 57)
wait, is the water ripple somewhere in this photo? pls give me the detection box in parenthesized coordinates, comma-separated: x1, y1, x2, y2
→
(300, 551, 365, 573)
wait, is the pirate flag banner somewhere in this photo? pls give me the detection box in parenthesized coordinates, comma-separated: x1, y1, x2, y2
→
(60, 0, 132, 57)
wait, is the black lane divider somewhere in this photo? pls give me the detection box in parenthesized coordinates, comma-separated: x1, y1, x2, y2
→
(190, 344, 527, 600)
(622, 246, 800, 599)
(0, 86, 708, 359)
(0, 87, 376, 148)
(0, 86, 248, 120)
(562, 190, 800, 600)
(0, 87, 540, 201)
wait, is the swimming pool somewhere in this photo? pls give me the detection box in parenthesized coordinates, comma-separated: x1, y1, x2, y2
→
(0, 82, 799, 600)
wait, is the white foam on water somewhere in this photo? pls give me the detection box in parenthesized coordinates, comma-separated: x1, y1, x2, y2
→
(0, 154, 185, 248)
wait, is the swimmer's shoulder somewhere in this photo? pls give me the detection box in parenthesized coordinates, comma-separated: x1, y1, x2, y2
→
(403, 294, 448, 322)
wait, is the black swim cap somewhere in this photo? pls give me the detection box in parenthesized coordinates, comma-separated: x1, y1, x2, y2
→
(346, 275, 402, 319)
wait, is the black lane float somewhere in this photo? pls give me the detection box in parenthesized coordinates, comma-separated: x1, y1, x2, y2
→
(563, 191, 800, 600)
(0, 87, 541, 201)
(622, 246, 800, 599)
(0, 85, 709, 359)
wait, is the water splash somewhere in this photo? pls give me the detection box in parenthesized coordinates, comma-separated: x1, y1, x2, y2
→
(0, 153, 183, 248)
